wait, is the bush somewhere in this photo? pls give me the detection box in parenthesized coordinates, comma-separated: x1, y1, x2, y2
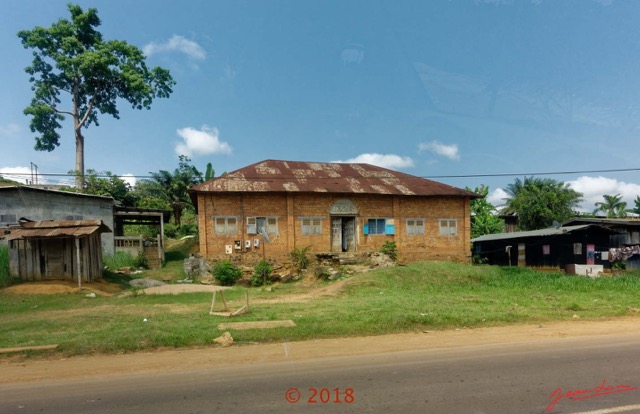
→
(213, 260, 242, 286)
(164, 223, 198, 239)
(612, 260, 626, 271)
(251, 260, 273, 287)
(380, 241, 397, 262)
(104, 251, 147, 270)
(290, 246, 311, 273)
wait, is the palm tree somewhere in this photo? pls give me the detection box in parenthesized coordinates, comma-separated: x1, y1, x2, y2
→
(148, 156, 203, 226)
(593, 194, 628, 218)
(502, 177, 582, 230)
(633, 196, 640, 215)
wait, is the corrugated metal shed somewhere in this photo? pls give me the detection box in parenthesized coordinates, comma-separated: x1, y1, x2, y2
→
(190, 160, 480, 198)
(6, 220, 111, 240)
(471, 225, 602, 243)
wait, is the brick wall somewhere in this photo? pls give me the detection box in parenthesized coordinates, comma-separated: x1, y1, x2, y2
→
(196, 192, 472, 265)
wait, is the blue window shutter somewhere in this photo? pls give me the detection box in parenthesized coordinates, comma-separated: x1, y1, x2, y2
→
(363, 224, 369, 235)
(385, 223, 395, 235)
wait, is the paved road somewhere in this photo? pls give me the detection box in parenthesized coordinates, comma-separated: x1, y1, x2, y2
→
(1, 334, 640, 414)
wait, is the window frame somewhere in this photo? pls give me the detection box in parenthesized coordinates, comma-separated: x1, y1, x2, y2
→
(300, 216, 323, 235)
(439, 219, 458, 236)
(247, 216, 278, 235)
(213, 216, 238, 235)
(0, 214, 17, 224)
(364, 218, 395, 235)
(406, 218, 425, 235)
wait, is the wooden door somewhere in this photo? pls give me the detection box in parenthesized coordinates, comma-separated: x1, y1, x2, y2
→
(331, 217, 342, 252)
(43, 241, 65, 280)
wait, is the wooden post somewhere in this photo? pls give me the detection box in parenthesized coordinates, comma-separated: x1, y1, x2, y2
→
(75, 238, 82, 290)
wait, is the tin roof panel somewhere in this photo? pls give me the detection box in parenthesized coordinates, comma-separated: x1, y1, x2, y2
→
(190, 160, 479, 198)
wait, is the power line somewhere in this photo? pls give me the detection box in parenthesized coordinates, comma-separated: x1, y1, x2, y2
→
(423, 168, 640, 179)
(1, 167, 640, 181)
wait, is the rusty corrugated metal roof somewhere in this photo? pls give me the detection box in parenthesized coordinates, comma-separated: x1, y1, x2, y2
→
(6, 219, 112, 241)
(190, 160, 480, 198)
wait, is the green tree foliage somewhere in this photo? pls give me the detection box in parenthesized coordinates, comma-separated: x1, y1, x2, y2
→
(634, 196, 640, 215)
(18, 4, 175, 189)
(503, 177, 582, 231)
(143, 156, 203, 226)
(593, 194, 629, 218)
(466, 185, 504, 238)
(204, 162, 215, 181)
(82, 169, 137, 206)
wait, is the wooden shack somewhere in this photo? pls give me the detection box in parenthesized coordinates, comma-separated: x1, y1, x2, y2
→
(6, 220, 112, 283)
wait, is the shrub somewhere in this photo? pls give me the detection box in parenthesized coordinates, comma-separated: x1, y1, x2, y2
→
(104, 251, 147, 270)
(612, 260, 626, 271)
(251, 260, 273, 287)
(213, 260, 242, 286)
(380, 241, 397, 262)
(290, 246, 312, 273)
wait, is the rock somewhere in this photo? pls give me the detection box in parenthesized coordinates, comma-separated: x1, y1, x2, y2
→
(183, 254, 213, 278)
(269, 273, 281, 283)
(129, 278, 165, 288)
(213, 331, 234, 347)
(280, 274, 293, 283)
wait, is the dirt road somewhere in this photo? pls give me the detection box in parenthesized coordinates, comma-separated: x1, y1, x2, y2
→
(2, 317, 639, 384)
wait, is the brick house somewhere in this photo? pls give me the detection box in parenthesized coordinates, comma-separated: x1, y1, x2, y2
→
(189, 160, 479, 264)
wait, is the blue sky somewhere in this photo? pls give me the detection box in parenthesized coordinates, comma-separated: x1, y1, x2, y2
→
(1, 0, 640, 211)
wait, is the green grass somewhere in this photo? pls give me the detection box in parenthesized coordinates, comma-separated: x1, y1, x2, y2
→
(2, 261, 640, 357)
(0, 245, 12, 288)
(104, 251, 146, 270)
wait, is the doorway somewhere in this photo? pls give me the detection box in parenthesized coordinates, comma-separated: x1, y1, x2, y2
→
(331, 216, 356, 252)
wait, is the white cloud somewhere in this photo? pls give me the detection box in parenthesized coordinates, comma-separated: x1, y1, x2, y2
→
(175, 126, 232, 157)
(121, 174, 137, 187)
(332, 153, 414, 170)
(567, 176, 640, 212)
(487, 187, 509, 208)
(491, 176, 640, 214)
(0, 166, 33, 184)
(418, 140, 460, 161)
(143, 35, 206, 60)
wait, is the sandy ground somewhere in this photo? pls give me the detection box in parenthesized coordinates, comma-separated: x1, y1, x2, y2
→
(2, 317, 639, 384)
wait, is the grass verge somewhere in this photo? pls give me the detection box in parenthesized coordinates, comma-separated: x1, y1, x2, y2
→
(1, 261, 640, 357)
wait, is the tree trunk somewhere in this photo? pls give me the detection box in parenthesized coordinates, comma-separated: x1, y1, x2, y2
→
(75, 128, 85, 191)
(173, 204, 183, 227)
(72, 81, 88, 191)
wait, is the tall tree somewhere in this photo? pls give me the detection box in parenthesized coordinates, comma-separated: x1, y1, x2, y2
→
(18, 4, 175, 189)
(204, 162, 215, 181)
(466, 185, 504, 238)
(146, 156, 203, 226)
(593, 194, 628, 218)
(634, 196, 640, 215)
(503, 177, 582, 231)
